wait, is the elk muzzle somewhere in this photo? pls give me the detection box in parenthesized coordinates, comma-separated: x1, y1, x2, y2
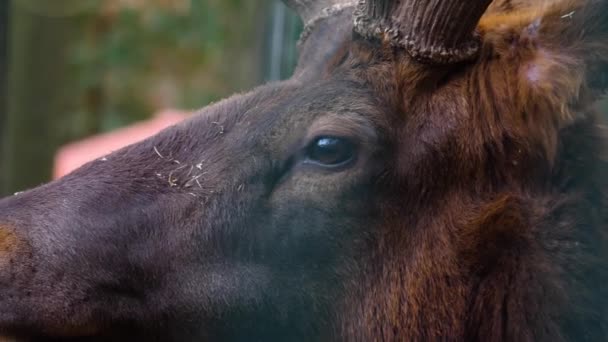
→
(0, 191, 132, 339)
(0, 225, 21, 270)
(0, 218, 38, 339)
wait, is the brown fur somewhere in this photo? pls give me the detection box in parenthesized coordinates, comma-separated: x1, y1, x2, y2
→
(340, 0, 608, 340)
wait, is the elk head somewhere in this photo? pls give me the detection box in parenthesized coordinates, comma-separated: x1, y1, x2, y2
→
(0, 0, 607, 340)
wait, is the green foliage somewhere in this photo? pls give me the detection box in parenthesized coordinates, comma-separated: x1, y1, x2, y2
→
(70, 0, 269, 131)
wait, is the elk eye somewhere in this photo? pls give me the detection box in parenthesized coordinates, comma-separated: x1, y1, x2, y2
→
(305, 136, 356, 167)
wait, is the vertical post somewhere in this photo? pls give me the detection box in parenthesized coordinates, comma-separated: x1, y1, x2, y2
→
(2, 1, 85, 194)
(265, 0, 302, 82)
(0, 0, 9, 195)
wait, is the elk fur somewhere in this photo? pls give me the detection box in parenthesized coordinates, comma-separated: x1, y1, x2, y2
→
(336, 0, 608, 340)
(0, 0, 606, 340)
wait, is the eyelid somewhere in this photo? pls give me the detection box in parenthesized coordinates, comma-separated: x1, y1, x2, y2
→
(301, 155, 357, 170)
(304, 116, 378, 148)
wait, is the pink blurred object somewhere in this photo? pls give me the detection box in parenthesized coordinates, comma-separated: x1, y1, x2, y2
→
(53, 110, 189, 179)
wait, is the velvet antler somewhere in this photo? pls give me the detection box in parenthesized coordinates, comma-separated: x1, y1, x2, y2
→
(354, 0, 493, 64)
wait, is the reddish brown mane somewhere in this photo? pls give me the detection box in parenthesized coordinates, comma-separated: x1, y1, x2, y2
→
(337, 1, 608, 340)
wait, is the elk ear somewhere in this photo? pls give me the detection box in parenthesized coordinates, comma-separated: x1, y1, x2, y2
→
(479, 0, 608, 121)
(282, 1, 356, 81)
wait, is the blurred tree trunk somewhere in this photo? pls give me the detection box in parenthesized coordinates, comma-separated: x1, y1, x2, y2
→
(2, 1, 85, 195)
(0, 0, 9, 195)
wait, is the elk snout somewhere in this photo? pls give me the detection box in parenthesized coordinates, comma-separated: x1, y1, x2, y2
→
(0, 223, 29, 285)
(0, 220, 34, 338)
(0, 225, 20, 270)
(0, 195, 103, 339)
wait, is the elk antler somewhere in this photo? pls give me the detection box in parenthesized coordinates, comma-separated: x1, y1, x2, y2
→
(283, 0, 357, 28)
(354, 0, 493, 64)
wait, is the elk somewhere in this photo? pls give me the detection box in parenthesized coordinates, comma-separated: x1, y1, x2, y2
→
(0, 0, 607, 340)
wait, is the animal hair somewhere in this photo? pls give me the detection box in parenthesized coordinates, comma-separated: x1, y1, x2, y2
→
(342, 0, 608, 340)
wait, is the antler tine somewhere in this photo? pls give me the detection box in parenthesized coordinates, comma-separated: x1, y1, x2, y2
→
(354, 0, 493, 64)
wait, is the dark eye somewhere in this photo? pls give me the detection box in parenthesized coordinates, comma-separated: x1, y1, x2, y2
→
(305, 136, 356, 167)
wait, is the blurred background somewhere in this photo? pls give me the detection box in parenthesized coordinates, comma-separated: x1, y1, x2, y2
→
(0, 1, 607, 197)
(0, 0, 302, 196)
